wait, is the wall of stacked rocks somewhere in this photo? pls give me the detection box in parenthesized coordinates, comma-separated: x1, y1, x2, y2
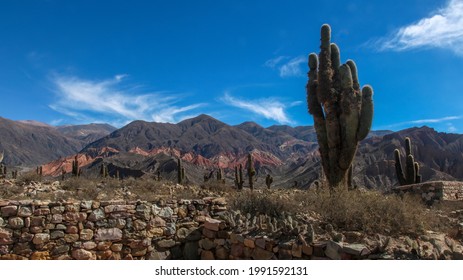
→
(0, 197, 370, 260)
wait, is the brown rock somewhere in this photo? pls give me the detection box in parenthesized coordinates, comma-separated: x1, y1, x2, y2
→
(0, 228, 13, 239)
(17, 207, 32, 217)
(82, 241, 97, 250)
(292, 243, 302, 258)
(255, 238, 266, 249)
(231, 243, 244, 257)
(204, 218, 222, 231)
(202, 228, 216, 239)
(96, 250, 113, 260)
(33, 233, 50, 245)
(201, 250, 215, 260)
(110, 243, 123, 252)
(97, 241, 112, 251)
(302, 245, 313, 256)
(1, 205, 18, 216)
(132, 248, 147, 257)
(66, 225, 79, 234)
(244, 238, 255, 248)
(252, 247, 274, 260)
(64, 234, 79, 243)
(199, 238, 216, 250)
(72, 249, 95, 260)
(278, 249, 293, 260)
(94, 228, 122, 241)
(215, 246, 229, 260)
(79, 229, 94, 241)
(157, 239, 176, 248)
(31, 251, 50, 260)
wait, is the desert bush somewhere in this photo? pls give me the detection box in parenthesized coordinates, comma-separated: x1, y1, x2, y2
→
(295, 188, 430, 236)
(230, 191, 294, 219)
(16, 172, 42, 185)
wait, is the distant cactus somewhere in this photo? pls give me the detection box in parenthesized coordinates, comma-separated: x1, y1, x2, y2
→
(265, 174, 273, 189)
(307, 24, 374, 189)
(61, 167, 66, 181)
(72, 155, 80, 177)
(234, 164, 244, 190)
(100, 164, 109, 178)
(394, 137, 422, 185)
(157, 170, 162, 181)
(12, 170, 18, 180)
(247, 153, 256, 191)
(177, 158, 183, 184)
(216, 168, 223, 181)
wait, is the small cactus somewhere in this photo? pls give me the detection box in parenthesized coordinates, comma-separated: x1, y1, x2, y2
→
(100, 164, 109, 178)
(72, 155, 80, 177)
(177, 158, 183, 184)
(247, 153, 256, 191)
(265, 174, 273, 189)
(61, 167, 66, 181)
(394, 137, 422, 185)
(234, 165, 244, 190)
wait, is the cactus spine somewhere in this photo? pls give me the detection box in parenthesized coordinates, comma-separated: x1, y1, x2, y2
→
(394, 137, 422, 185)
(307, 24, 374, 189)
(265, 174, 273, 189)
(235, 164, 244, 190)
(247, 153, 256, 191)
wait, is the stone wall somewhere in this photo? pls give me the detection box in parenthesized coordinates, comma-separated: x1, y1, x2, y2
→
(0, 197, 378, 260)
(392, 181, 463, 203)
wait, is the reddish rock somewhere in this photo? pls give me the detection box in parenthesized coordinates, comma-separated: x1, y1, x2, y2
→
(64, 234, 79, 243)
(204, 218, 221, 231)
(110, 243, 123, 252)
(215, 246, 229, 260)
(302, 245, 313, 256)
(83, 241, 97, 250)
(1, 206, 18, 216)
(97, 241, 112, 251)
(72, 249, 95, 260)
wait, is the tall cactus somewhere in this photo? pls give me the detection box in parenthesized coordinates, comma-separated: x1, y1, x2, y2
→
(307, 24, 374, 189)
(247, 153, 256, 191)
(235, 164, 244, 190)
(394, 137, 422, 185)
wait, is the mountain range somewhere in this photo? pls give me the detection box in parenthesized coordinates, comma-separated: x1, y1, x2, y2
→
(1, 114, 462, 189)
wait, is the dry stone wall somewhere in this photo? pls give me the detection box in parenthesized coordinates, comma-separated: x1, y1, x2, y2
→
(0, 198, 377, 260)
(393, 181, 463, 203)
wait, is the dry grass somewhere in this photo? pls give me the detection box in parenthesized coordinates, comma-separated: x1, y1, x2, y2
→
(293, 187, 432, 236)
(229, 190, 296, 219)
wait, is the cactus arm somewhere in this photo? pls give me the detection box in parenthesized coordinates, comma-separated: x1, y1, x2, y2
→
(394, 149, 407, 186)
(357, 86, 374, 141)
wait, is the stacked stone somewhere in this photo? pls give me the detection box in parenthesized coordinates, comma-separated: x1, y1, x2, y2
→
(393, 181, 463, 204)
(0, 198, 220, 260)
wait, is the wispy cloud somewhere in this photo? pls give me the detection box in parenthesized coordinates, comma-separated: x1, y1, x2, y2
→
(384, 115, 462, 128)
(374, 0, 463, 55)
(50, 74, 205, 126)
(264, 55, 306, 77)
(221, 92, 296, 124)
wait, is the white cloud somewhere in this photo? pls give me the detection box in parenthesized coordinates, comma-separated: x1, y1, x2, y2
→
(279, 56, 306, 77)
(385, 115, 462, 128)
(376, 0, 463, 55)
(222, 92, 294, 124)
(447, 123, 458, 132)
(50, 74, 204, 126)
(264, 56, 288, 69)
(264, 55, 306, 77)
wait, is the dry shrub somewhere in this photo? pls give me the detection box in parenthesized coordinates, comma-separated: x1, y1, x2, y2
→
(16, 172, 42, 185)
(296, 188, 430, 236)
(230, 191, 294, 219)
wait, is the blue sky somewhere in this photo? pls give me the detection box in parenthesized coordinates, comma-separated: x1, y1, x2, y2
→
(0, 0, 462, 132)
